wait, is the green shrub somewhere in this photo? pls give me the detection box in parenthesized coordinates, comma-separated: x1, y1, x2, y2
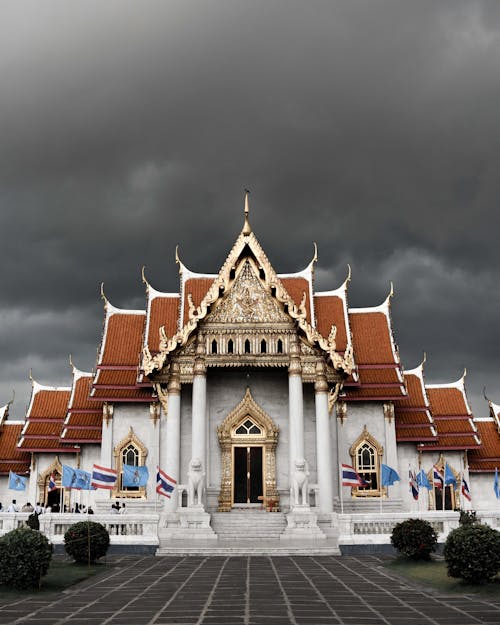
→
(444, 524, 500, 584)
(459, 510, 477, 526)
(64, 521, 110, 564)
(0, 527, 52, 590)
(390, 518, 438, 560)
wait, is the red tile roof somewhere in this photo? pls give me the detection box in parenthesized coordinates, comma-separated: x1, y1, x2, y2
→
(18, 383, 77, 452)
(61, 370, 103, 443)
(342, 304, 405, 400)
(92, 304, 155, 402)
(0, 422, 30, 475)
(182, 277, 215, 325)
(395, 368, 436, 442)
(314, 290, 349, 352)
(280, 277, 312, 325)
(420, 380, 480, 451)
(468, 416, 500, 472)
(146, 290, 179, 354)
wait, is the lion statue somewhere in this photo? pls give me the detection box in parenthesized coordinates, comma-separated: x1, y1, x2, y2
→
(188, 457, 204, 507)
(291, 458, 309, 507)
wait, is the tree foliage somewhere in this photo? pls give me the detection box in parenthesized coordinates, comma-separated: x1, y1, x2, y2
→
(444, 524, 500, 584)
(64, 521, 110, 564)
(0, 527, 52, 590)
(390, 518, 437, 560)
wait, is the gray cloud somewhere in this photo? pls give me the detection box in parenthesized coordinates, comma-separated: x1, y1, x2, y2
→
(1, 0, 500, 417)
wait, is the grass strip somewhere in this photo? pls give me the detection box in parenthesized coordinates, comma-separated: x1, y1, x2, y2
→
(386, 558, 500, 597)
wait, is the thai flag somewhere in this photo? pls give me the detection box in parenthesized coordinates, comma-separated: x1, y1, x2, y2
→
(48, 474, 57, 492)
(156, 467, 176, 498)
(341, 464, 367, 487)
(409, 470, 419, 500)
(91, 464, 118, 490)
(433, 464, 444, 489)
(461, 475, 472, 502)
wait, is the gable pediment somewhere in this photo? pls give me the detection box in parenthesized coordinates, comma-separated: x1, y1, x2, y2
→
(204, 260, 291, 326)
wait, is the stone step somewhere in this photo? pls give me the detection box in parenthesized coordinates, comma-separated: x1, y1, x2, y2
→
(211, 511, 287, 539)
(156, 539, 341, 556)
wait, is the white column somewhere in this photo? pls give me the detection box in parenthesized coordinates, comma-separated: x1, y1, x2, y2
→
(99, 404, 114, 501)
(383, 402, 401, 499)
(164, 362, 181, 511)
(191, 335, 207, 505)
(288, 337, 305, 477)
(315, 360, 334, 513)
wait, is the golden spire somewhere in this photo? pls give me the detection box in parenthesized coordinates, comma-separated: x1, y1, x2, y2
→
(242, 188, 251, 235)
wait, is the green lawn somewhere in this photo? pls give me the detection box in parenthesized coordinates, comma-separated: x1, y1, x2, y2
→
(0, 558, 105, 598)
(386, 558, 500, 597)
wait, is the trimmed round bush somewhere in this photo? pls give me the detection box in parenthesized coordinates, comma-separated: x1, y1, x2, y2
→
(444, 524, 500, 584)
(390, 518, 437, 560)
(64, 521, 110, 563)
(0, 527, 52, 590)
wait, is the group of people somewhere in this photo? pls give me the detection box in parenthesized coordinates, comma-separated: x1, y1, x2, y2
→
(110, 501, 127, 514)
(0, 500, 94, 514)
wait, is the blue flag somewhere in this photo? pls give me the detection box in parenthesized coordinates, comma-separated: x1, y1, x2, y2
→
(495, 468, 500, 499)
(123, 464, 149, 487)
(416, 469, 432, 490)
(75, 469, 93, 490)
(381, 464, 400, 486)
(9, 471, 27, 491)
(62, 464, 78, 489)
(444, 463, 456, 487)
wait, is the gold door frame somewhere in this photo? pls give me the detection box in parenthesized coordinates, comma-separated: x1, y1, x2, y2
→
(217, 388, 279, 512)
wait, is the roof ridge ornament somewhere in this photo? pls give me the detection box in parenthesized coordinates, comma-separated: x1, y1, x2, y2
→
(242, 188, 251, 235)
(141, 265, 150, 288)
(100, 282, 109, 306)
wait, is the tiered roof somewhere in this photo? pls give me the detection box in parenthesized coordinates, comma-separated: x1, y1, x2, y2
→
(61, 367, 103, 444)
(342, 293, 406, 401)
(469, 400, 500, 472)
(1, 196, 500, 471)
(91, 298, 155, 403)
(18, 381, 76, 453)
(421, 374, 480, 451)
(394, 362, 436, 442)
(0, 400, 30, 475)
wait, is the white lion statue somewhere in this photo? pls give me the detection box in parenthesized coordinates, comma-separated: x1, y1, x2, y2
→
(291, 458, 309, 507)
(188, 457, 204, 507)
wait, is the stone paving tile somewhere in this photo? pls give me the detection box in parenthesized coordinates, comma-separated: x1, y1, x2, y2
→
(2, 555, 500, 624)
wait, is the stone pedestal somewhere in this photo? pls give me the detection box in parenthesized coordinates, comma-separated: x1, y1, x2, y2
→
(281, 508, 326, 540)
(159, 508, 217, 540)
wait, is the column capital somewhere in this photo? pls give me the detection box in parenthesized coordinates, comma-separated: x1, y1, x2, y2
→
(194, 334, 207, 376)
(314, 359, 329, 393)
(288, 336, 302, 376)
(167, 361, 181, 395)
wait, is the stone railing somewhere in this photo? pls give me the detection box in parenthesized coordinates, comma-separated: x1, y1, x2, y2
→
(0, 513, 159, 546)
(338, 511, 461, 545)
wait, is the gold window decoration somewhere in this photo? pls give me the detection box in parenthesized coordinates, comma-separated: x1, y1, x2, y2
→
(113, 427, 148, 498)
(349, 426, 384, 497)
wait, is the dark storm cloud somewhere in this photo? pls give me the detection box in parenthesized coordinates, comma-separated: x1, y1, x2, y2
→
(1, 0, 500, 416)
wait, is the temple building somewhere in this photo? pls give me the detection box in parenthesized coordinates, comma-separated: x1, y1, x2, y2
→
(1, 194, 500, 545)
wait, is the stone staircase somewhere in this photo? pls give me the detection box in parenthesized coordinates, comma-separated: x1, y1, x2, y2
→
(156, 509, 341, 555)
(211, 509, 287, 540)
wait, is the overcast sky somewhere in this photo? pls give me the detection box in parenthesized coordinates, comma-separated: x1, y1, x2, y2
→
(1, 0, 500, 418)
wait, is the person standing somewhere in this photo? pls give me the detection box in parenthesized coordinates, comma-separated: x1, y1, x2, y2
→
(7, 500, 19, 512)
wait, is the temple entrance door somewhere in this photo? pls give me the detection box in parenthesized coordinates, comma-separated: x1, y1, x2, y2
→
(233, 446, 263, 504)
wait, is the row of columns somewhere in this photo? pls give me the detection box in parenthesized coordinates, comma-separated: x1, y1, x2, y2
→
(162, 335, 337, 514)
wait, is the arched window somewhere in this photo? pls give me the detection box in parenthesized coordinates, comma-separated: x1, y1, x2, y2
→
(113, 427, 148, 498)
(211, 339, 218, 354)
(235, 418, 262, 436)
(350, 427, 383, 497)
(244, 338, 251, 354)
(277, 339, 283, 354)
(228, 339, 234, 354)
(260, 339, 267, 353)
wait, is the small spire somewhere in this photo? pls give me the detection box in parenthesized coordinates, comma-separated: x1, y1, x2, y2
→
(242, 188, 252, 235)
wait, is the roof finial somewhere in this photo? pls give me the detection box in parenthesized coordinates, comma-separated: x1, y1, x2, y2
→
(100, 282, 109, 306)
(7, 389, 15, 407)
(69, 354, 75, 371)
(242, 188, 251, 235)
(141, 265, 150, 288)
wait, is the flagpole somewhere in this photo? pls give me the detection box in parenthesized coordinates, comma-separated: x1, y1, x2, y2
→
(339, 464, 344, 515)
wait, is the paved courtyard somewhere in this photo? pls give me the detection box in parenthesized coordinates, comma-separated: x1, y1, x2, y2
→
(1, 555, 499, 625)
